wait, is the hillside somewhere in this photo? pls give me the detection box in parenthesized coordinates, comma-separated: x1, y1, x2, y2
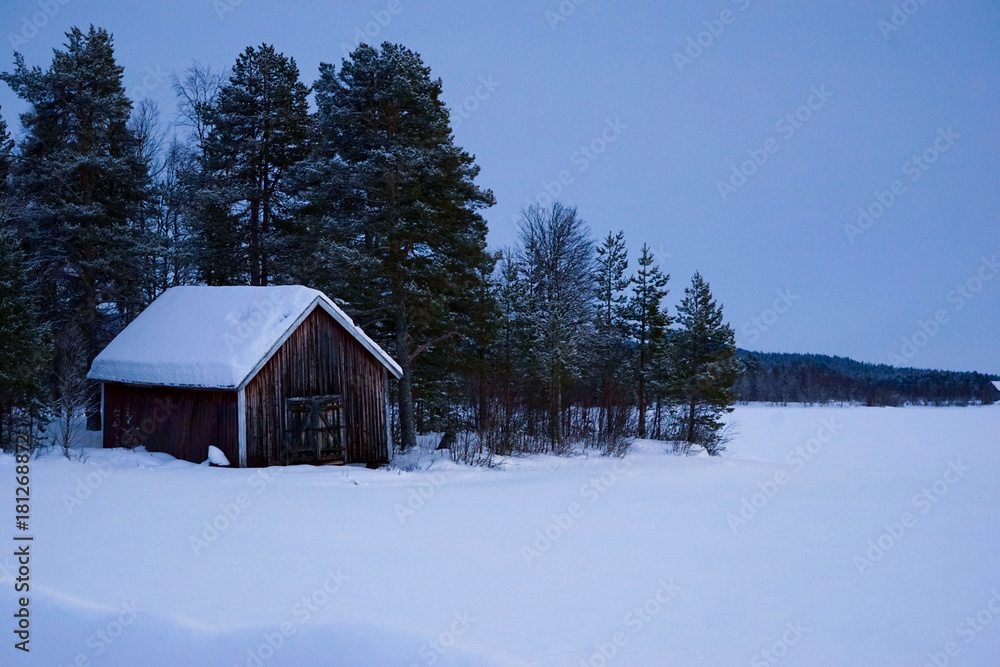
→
(735, 350, 998, 406)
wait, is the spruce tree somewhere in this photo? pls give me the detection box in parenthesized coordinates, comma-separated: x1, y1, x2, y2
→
(2, 26, 151, 430)
(665, 272, 742, 453)
(311, 43, 495, 450)
(628, 244, 670, 438)
(592, 231, 631, 438)
(594, 231, 630, 336)
(195, 44, 311, 285)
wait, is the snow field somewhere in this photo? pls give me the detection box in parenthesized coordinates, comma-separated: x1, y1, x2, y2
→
(0, 404, 998, 666)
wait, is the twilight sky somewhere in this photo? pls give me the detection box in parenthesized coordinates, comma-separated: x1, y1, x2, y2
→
(1, 0, 997, 373)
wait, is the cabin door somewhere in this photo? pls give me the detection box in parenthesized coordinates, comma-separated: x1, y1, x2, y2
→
(284, 395, 345, 464)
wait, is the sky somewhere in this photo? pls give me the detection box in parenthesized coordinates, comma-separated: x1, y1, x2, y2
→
(0, 0, 997, 374)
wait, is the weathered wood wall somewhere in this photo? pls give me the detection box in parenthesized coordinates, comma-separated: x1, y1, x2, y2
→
(244, 307, 389, 467)
(102, 382, 239, 464)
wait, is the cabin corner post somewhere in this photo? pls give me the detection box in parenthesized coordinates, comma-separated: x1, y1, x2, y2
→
(100, 382, 105, 449)
(384, 370, 392, 459)
(237, 387, 247, 468)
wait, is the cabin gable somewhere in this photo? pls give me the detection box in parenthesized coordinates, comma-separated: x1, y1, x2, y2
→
(243, 306, 389, 467)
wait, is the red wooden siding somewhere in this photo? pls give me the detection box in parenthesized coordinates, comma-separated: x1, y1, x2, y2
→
(244, 307, 389, 467)
(102, 382, 239, 464)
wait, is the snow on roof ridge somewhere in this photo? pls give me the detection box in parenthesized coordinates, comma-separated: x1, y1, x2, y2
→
(88, 285, 401, 389)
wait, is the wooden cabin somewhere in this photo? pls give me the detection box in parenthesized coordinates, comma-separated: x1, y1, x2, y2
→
(87, 286, 402, 467)
(992, 381, 1000, 402)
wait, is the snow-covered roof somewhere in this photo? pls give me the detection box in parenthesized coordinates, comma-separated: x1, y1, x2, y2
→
(88, 286, 402, 388)
(992, 381, 1000, 392)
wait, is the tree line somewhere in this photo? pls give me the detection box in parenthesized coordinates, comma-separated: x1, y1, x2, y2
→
(736, 351, 998, 407)
(0, 26, 744, 457)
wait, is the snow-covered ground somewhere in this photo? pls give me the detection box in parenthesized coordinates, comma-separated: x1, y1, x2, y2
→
(2, 404, 999, 666)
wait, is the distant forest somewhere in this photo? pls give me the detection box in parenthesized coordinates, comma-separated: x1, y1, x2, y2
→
(735, 351, 998, 406)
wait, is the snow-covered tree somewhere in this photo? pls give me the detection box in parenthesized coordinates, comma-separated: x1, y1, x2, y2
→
(627, 244, 670, 438)
(594, 231, 630, 338)
(194, 44, 311, 286)
(0, 109, 47, 450)
(591, 231, 631, 440)
(2, 26, 151, 430)
(310, 43, 495, 451)
(664, 272, 742, 453)
(518, 203, 594, 449)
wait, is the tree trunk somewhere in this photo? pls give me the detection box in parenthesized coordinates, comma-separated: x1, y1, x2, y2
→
(260, 160, 270, 286)
(654, 396, 662, 440)
(83, 265, 102, 432)
(686, 397, 697, 443)
(394, 308, 417, 451)
(551, 378, 563, 450)
(637, 369, 646, 439)
(249, 197, 261, 286)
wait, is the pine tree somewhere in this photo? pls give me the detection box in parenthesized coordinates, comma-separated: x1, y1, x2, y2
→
(195, 44, 311, 285)
(664, 272, 742, 453)
(0, 111, 48, 451)
(627, 244, 670, 438)
(2, 26, 151, 430)
(0, 224, 49, 452)
(310, 43, 495, 451)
